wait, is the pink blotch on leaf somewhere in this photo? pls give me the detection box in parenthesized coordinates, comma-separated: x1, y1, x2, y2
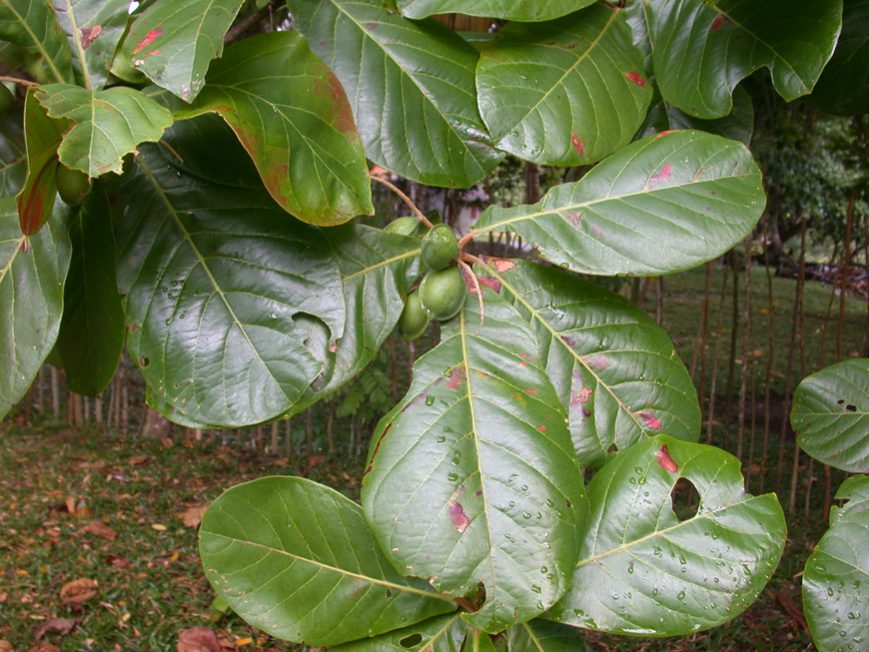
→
(571, 387, 593, 406)
(650, 164, 672, 185)
(711, 14, 728, 31)
(448, 500, 470, 533)
(655, 130, 674, 139)
(625, 71, 647, 87)
(637, 411, 662, 430)
(132, 28, 162, 55)
(80, 25, 102, 49)
(564, 211, 584, 228)
(537, 425, 547, 432)
(524, 388, 537, 395)
(656, 444, 679, 473)
(586, 354, 610, 371)
(491, 258, 516, 273)
(478, 276, 502, 293)
(571, 133, 585, 156)
(447, 367, 466, 390)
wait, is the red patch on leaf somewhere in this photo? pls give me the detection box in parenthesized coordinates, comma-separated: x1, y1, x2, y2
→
(711, 14, 727, 31)
(650, 164, 672, 185)
(571, 133, 585, 156)
(448, 500, 470, 533)
(80, 25, 102, 49)
(626, 70, 647, 87)
(655, 130, 674, 139)
(17, 160, 52, 235)
(447, 367, 466, 390)
(537, 425, 547, 432)
(656, 444, 679, 473)
(490, 258, 516, 273)
(524, 388, 537, 395)
(571, 387, 593, 406)
(478, 276, 501, 293)
(131, 28, 162, 55)
(637, 411, 662, 430)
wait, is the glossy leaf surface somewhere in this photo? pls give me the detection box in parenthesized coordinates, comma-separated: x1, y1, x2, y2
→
(115, 145, 346, 427)
(791, 358, 869, 473)
(123, 0, 244, 102)
(477, 4, 651, 166)
(363, 290, 586, 633)
(397, 0, 594, 22)
(506, 620, 585, 651)
(331, 613, 467, 651)
(200, 476, 455, 645)
(802, 475, 869, 652)
(482, 260, 700, 469)
(55, 189, 124, 396)
(647, 0, 842, 118)
(35, 84, 173, 176)
(810, 0, 869, 115)
(0, 0, 74, 84)
(289, 0, 501, 188)
(51, 0, 130, 89)
(640, 86, 754, 146)
(472, 131, 765, 276)
(176, 31, 373, 225)
(0, 113, 26, 196)
(547, 437, 786, 636)
(0, 198, 70, 419)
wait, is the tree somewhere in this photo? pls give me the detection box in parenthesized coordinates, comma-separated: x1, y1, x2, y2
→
(0, 0, 862, 648)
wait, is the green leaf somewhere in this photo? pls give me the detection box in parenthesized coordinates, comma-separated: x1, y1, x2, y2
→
(640, 86, 754, 146)
(506, 620, 585, 651)
(16, 88, 65, 235)
(330, 613, 467, 651)
(547, 436, 786, 636)
(646, 0, 843, 119)
(0, 112, 27, 197)
(289, 0, 501, 188)
(55, 188, 124, 396)
(0, 0, 75, 84)
(831, 475, 869, 524)
(462, 629, 496, 652)
(476, 4, 652, 166)
(802, 475, 869, 652)
(809, 0, 869, 115)
(173, 30, 373, 225)
(114, 144, 346, 428)
(472, 130, 765, 276)
(480, 260, 700, 469)
(51, 0, 130, 89)
(123, 0, 244, 102)
(791, 358, 869, 473)
(296, 225, 421, 409)
(397, 0, 595, 22)
(199, 476, 455, 645)
(35, 83, 173, 176)
(362, 289, 587, 633)
(0, 197, 71, 419)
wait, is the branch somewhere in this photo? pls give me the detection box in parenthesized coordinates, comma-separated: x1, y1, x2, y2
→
(369, 173, 434, 229)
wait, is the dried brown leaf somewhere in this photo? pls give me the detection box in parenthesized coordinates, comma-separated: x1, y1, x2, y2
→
(181, 505, 208, 528)
(81, 520, 117, 541)
(59, 578, 98, 604)
(35, 618, 77, 641)
(28, 644, 60, 652)
(127, 455, 154, 466)
(0, 640, 14, 652)
(177, 626, 221, 652)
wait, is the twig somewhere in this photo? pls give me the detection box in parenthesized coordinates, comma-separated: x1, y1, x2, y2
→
(457, 258, 485, 329)
(0, 75, 37, 87)
(224, 2, 276, 44)
(370, 173, 434, 229)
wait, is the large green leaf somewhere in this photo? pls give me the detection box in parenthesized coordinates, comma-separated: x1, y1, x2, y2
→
(802, 475, 869, 652)
(0, 197, 71, 419)
(397, 0, 595, 22)
(55, 188, 124, 396)
(35, 83, 173, 176)
(547, 436, 786, 636)
(123, 0, 244, 102)
(809, 0, 869, 115)
(114, 145, 346, 428)
(791, 358, 869, 473)
(831, 475, 869, 524)
(362, 289, 587, 633)
(476, 4, 652, 166)
(472, 130, 765, 276)
(479, 260, 700, 469)
(0, 0, 75, 84)
(506, 620, 585, 651)
(16, 88, 65, 235)
(330, 613, 467, 651)
(640, 86, 754, 146)
(51, 0, 130, 89)
(174, 31, 373, 226)
(289, 0, 501, 188)
(646, 0, 842, 119)
(200, 476, 455, 646)
(0, 112, 27, 197)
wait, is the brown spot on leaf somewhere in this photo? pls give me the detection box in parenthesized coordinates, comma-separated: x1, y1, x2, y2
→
(490, 258, 516, 273)
(131, 27, 162, 55)
(656, 444, 679, 473)
(80, 25, 102, 49)
(625, 70, 647, 87)
(478, 276, 501, 293)
(448, 500, 470, 533)
(638, 411, 662, 430)
(571, 133, 585, 156)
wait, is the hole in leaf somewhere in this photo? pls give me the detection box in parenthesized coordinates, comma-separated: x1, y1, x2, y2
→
(139, 355, 150, 368)
(846, 404, 857, 412)
(670, 478, 700, 521)
(399, 633, 423, 648)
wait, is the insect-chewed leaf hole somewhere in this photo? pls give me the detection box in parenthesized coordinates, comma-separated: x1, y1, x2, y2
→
(670, 477, 700, 521)
(399, 632, 423, 648)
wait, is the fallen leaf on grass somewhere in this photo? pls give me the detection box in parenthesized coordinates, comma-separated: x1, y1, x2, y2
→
(60, 579, 98, 604)
(177, 626, 221, 652)
(151, 523, 167, 531)
(128, 455, 154, 466)
(181, 505, 208, 528)
(27, 643, 60, 652)
(81, 520, 117, 541)
(35, 618, 77, 641)
(0, 641, 13, 652)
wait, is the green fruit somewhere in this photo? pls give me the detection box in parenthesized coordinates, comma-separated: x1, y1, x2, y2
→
(0, 85, 14, 114)
(399, 291, 430, 340)
(385, 216, 422, 237)
(419, 266, 466, 321)
(421, 223, 459, 271)
(56, 165, 92, 206)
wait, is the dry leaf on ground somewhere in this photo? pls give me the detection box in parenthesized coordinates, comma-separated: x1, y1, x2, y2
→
(81, 520, 117, 541)
(59, 579, 98, 604)
(181, 505, 208, 528)
(177, 626, 221, 652)
(27, 643, 60, 652)
(128, 455, 154, 466)
(0, 641, 14, 652)
(35, 618, 77, 640)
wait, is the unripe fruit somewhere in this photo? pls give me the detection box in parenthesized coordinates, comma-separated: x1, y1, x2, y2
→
(56, 164, 92, 206)
(0, 85, 14, 114)
(419, 266, 466, 321)
(421, 223, 459, 271)
(398, 291, 430, 341)
(385, 216, 422, 237)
